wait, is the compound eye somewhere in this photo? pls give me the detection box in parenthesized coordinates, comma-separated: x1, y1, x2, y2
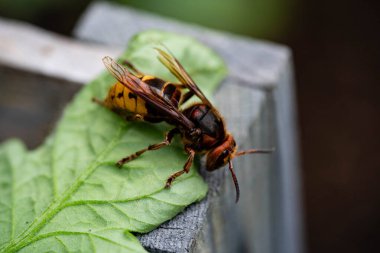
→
(215, 149, 230, 167)
(221, 149, 229, 157)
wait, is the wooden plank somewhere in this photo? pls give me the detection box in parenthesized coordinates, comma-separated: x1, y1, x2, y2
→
(0, 17, 122, 83)
(74, 2, 290, 89)
(0, 17, 121, 148)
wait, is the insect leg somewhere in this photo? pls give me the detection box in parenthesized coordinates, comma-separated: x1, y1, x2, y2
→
(173, 83, 187, 88)
(92, 97, 105, 106)
(168, 83, 194, 106)
(116, 128, 179, 167)
(165, 147, 195, 188)
(179, 91, 194, 106)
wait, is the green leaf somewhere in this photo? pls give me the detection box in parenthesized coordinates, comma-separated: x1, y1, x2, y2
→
(0, 30, 227, 252)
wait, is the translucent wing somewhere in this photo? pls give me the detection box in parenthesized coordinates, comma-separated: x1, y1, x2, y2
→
(156, 48, 214, 107)
(102, 56, 195, 130)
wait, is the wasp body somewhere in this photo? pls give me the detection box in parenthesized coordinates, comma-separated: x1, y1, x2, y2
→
(98, 63, 184, 122)
(96, 49, 272, 202)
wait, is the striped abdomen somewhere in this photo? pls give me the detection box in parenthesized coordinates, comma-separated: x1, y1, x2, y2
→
(103, 75, 182, 122)
(104, 82, 148, 116)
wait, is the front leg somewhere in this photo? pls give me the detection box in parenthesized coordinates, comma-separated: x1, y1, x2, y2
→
(165, 146, 195, 188)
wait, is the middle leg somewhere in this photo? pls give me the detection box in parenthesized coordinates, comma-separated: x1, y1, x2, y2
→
(116, 128, 178, 167)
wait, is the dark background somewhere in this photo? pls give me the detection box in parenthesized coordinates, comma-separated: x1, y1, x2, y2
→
(0, 0, 379, 252)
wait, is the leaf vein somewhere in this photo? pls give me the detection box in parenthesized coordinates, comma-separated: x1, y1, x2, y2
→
(29, 231, 138, 251)
(55, 236, 69, 253)
(1, 125, 125, 252)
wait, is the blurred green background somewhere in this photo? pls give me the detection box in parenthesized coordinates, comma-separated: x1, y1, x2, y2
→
(0, 0, 295, 40)
(0, 1, 379, 253)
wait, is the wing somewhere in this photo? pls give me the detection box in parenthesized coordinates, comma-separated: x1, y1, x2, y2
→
(155, 48, 215, 107)
(102, 56, 195, 130)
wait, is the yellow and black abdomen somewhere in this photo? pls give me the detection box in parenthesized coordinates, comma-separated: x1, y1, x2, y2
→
(102, 75, 182, 122)
(104, 82, 148, 116)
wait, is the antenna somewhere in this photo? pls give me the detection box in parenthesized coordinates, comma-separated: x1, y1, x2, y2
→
(228, 160, 240, 203)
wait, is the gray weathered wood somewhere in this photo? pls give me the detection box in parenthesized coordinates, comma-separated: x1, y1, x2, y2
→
(74, 2, 289, 90)
(0, 17, 121, 148)
(0, 18, 122, 83)
(0, 3, 303, 252)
